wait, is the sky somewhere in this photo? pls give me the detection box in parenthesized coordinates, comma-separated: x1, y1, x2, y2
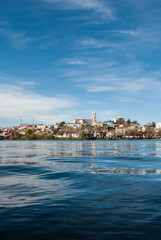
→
(1, 0, 161, 126)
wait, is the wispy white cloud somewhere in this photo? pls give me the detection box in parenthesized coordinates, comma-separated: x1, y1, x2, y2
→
(121, 77, 161, 93)
(87, 86, 115, 92)
(109, 30, 140, 36)
(84, 77, 161, 95)
(38, 32, 57, 50)
(43, 0, 115, 20)
(63, 57, 161, 97)
(0, 84, 76, 124)
(0, 74, 37, 88)
(116, 96, 134, 102)
(79, 38, 120, 49)
(78, 38, 114, 48)
(0, 23, 33, 49)
(80, 38, 105, 48)
(19, 81, 36, 86)
(62, 58, 86, 65)
(60, 57, 116, 69)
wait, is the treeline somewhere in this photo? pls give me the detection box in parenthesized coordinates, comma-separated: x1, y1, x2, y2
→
(7, 129, 54, 140)
(7, 134, 87, 140)
(6, 129, 86, 140)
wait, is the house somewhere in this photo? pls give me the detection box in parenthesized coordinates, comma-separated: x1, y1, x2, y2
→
(106, 132, 114, 139)
(3, 129, 14, 137)
(156, 123, 161, 129)
(56, 132, 79, 138)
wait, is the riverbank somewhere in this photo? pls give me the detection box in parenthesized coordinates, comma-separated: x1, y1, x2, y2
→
(4, 137, 161, 141)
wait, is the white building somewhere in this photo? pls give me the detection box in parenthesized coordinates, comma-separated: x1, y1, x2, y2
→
(92, 112, 96, 123)
(105, 121, 115, 128)
(113, 116, 124, 123)
(156, 123, 161, 129)
(65, 123, 83, 128)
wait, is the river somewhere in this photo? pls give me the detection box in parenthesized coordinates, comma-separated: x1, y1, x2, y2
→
(1, 140, 161, 239)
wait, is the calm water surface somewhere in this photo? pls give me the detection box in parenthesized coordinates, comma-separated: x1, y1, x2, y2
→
(1, 140, 161, 239)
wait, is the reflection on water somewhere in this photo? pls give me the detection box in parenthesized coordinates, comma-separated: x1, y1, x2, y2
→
(1, 140, 161, 239)
(1, 140, 161, 159)
(86, 168, 161, 174)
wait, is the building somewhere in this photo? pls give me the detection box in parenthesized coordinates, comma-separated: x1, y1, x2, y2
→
(92, 112, 96, 123)
(74, 119, 92, 125)
(65, 123, 83, 128)
(74, 112, 96, 125)
(113, 116, 124, 124)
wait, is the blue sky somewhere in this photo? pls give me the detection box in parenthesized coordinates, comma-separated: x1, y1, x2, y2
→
(1, 0, 161, 126)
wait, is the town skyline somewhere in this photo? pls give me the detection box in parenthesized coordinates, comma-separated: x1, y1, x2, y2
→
(1, 0, 161, 126)
(0, 113, 151, 128)
(1, 112, 160, 140)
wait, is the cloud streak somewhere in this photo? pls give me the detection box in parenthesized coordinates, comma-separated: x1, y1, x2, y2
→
(62, 58, 87, 65)
(43, 0, 115, 20)
(79, 38, 121, 49)
(0, 84, 76, 124)
(0, 23, 33, 49)
(61, 55, 161, 98)
(85, 77, 161, 95)
(108, 30, 140, 36)
(88, 86, 115, 92)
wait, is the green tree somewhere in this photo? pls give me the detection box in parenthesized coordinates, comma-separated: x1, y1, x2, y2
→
(25, 129, 33, 139)
(79, 131, 86, 139)
(127, 119, 131, 125)
(132, 120, 138, 124)
(59, 121, 65, 127)
(116, 119, 124, 124)
(13, 127, 20, 140)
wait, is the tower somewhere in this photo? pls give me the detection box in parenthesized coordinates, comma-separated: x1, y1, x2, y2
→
(92, 112, 96, 123)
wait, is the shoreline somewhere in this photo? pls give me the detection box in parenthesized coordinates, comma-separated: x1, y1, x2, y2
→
(2, 138, 161, 141)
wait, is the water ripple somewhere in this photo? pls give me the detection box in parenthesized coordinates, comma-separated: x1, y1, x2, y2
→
(1, 140, 161, 239)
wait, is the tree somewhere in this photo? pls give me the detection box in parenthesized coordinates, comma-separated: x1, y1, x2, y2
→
(13, 127, 20, 140)
(79, 131, 86, 139)
(126, 129, 142, 139)
(59, 121, 65, 127)
(144, 128, 155, 139)
(116, 119, 124, 124)
(25, 129, 33, 139)
(127, 119, 131, 125)
(132, 120, 138, 124)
